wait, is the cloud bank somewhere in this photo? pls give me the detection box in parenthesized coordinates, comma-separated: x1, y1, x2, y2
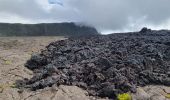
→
(0, 0, 170, 34)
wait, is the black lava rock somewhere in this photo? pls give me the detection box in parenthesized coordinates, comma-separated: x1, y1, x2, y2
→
(19, 29, 170, 99)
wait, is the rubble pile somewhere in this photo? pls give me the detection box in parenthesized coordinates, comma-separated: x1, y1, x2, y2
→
(20, 28, 170, 98)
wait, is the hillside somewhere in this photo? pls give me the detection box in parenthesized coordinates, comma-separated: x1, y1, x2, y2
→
(0, 22, 98, 36)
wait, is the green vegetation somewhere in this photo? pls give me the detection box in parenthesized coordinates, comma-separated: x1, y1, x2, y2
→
(0, 22, 98, 36)
(117, 93, 132, 100)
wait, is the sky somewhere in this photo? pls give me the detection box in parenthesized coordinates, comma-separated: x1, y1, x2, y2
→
(0, 0, 170, 34)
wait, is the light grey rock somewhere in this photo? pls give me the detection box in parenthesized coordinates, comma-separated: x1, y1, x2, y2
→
(132, 87, 150, 100)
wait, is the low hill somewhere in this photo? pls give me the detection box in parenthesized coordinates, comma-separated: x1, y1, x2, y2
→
(0, 22, 98, 36)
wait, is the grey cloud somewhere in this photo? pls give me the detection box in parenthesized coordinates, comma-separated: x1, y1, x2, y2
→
(0, 0, 170, 33)
(0, 0, 47, 19)
(66, 0, 170, 31)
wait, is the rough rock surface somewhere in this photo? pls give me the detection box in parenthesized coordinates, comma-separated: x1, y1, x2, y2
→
(21, 28, 170, 99)
(1, 37, 101, 100)
(132, 85, 170, 100)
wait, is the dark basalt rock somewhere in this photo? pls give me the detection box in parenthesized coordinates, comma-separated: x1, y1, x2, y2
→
(140, 27, 152, 33)
(19, 28, 170, 99)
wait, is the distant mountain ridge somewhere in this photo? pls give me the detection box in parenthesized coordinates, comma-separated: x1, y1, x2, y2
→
(0, 22, 98, 36)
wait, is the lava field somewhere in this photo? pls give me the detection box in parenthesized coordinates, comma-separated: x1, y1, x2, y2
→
(19, 28, 170, 99)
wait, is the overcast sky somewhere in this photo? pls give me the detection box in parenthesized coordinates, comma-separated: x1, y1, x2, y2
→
(0, 0, 170, 34)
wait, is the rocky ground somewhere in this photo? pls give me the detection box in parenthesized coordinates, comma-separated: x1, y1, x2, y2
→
(0, 36, 170, 100)
(0, 37, 94, 100)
